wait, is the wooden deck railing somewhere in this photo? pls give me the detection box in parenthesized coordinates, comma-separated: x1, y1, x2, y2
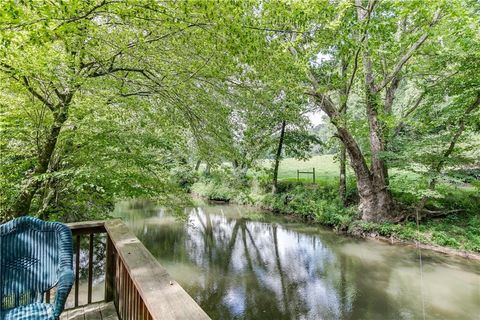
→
(65, 220, 211, 320)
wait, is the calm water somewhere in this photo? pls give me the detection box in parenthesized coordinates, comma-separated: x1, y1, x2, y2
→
(114, 201, 480, 320)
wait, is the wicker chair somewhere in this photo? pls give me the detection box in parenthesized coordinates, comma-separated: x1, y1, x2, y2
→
(0, 216, 74, 320)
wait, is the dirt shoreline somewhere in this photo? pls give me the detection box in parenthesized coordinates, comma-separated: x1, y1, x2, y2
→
(368, 234, 480, 260)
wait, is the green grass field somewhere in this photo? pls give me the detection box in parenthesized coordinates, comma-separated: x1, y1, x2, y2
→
(263, 155, 350, 182)
(267, 155, 432, 188)
(266, 155, 475, 191)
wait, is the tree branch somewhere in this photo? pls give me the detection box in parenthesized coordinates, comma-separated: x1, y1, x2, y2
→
(241, 25, 308, 34)
(89, 67, 150, 78)
(392, 92, 425, 137)
(1, 62, 56, 110)
(22, 77, 55, 111)
(355, 0, 378, 93)
(375, 9, 442, 93)
(435, 93, 480, 172)
(53, 0, 117, 29)
(119, 91, 152, 97)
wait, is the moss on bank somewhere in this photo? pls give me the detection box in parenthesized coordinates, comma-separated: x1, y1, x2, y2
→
(191, 176, 480, 253)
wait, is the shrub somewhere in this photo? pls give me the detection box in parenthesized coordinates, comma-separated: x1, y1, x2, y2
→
(432, 231, 460, 248)
(191, 180, 234, 201)
(171, 166, 198, 190)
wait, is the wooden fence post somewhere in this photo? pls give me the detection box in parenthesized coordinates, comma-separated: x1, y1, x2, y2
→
(105, 237, 115, 302)
(313, 168, 315, 183)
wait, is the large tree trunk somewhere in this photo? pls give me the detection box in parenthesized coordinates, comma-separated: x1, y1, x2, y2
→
(358, 186, 393, 222)
(354, 0, 394, 219)
(339, 60, 348, 206)
(297, 0, 436, 221)
(364, 90, 393, 213)
(353, 0, 438, 215)
(272, 120, 286, 194)
(10, 105, 69, 216)
(338, 128, 393, 222)
(339, 143, 347, 205)
(317, 95, 394, 222)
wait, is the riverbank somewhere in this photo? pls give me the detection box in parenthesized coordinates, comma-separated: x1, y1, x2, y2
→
(373, 235, 480, 260)
(268, 210, 480, 260)
(190, 178, 480, 257)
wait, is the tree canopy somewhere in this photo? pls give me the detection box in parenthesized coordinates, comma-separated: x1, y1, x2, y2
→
(1, 0, 479, 223)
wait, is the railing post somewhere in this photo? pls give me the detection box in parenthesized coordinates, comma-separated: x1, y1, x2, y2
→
(74, 235, 80, 307)
(87, 233, 94, 304)
(105, 236, 115, 302)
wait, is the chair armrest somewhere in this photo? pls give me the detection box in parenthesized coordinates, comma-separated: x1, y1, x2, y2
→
(53, 268, 74, 318)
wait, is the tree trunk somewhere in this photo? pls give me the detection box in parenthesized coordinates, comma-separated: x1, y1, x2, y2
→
(10, 105, 69, 216)
(272, 120, 286, 194)
(338, 128, 393, 222)
(358, 186, 394, 222)
(238, 162, 249, 178)
(195, 160, 201, 171)
(316, 95, 394, 222)
(384, 76, 401, 115)
(38, 185, 57, 220)
(339, 59, 348, 206)
(365, 89, 392, 202)
(339, 142, 347, 205)
(204, 163, 211, 175)
(355, 0, 394, 219)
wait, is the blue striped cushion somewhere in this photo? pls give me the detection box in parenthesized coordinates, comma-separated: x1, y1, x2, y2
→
(1, 302, 55, 320)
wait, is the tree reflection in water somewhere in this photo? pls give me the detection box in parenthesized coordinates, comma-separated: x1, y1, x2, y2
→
(117, 202, 480, 320)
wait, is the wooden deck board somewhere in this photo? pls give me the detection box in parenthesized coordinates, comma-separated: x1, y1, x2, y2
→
(61, 302, 118, 320)
(100, 302, 119, 320)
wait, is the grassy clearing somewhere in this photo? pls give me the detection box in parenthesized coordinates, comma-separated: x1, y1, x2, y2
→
(278, 155, 341, 180)
(262, 155, 351, 181)
(271, 155, 469, 189)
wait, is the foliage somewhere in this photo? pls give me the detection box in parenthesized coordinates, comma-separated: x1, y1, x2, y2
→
(261, 182, 357, 227)
(191, 169, 252, 203)
(0, 0, 479, 233)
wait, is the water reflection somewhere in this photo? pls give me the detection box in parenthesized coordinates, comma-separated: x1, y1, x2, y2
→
(115, 202, 480, 320)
